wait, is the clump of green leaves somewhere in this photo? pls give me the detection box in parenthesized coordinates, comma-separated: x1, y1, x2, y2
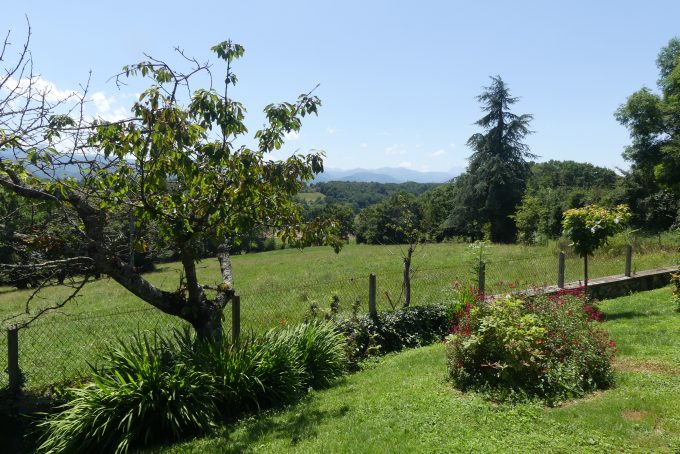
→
(562, 205, 631, 286)
(36, 334, 218, 454)
(562, 205, 632, 257)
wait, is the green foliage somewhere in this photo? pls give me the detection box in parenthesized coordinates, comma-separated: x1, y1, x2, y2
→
(419, 182, 457, 240)
(355, 192, 424, 244)
(285, 320, 348, 388)
(561, 205, 631, 258)
(36, 334, 218, 454)
(333, 304, 451, 367)
(514, 161, 620, 244)
(36, 321, 349, 453)
(308, 181, 439, 212)
(446, 291, 616, 405)
(446, 76, 534, 243)
(616, 37, 680, 231)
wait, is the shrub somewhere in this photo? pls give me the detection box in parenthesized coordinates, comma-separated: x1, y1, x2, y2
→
(335, 304, 451, 367)
(446, 289, 616, 405)
(36, 334, 218, 454)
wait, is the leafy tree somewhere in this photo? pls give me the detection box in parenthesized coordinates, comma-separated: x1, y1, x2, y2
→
(561, 205, 631, 289)
(513, 161, 620, 244)
(447, 76, 534, 242)
(616, 37, 680, 229)
(419, 182, 457, 241)
(0, 34, 339, 338)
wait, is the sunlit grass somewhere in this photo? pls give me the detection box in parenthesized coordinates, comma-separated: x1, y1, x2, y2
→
(152, 287, 680, 453)
(0, 236, 675, 389)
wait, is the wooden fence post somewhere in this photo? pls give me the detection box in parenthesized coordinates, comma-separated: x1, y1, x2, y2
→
(625, 245, 633, 277)
(368, 273, 377, 318)
(232, 294, 240, 343)
(7, 325, 21, 392)
(558, 251, 566, 288)
(477, 262, 485, 296)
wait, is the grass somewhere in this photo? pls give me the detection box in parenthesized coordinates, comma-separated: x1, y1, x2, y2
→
(150, 287, 680, 453)
(0, 235, 676, 389)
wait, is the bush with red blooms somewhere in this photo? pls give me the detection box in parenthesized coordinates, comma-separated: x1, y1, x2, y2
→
(445, 287, 617, 405)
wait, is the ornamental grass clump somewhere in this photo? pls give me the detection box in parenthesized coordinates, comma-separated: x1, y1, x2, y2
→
(37, 322, 349, 453)
(446, 289, 616, 405)
(36, 334, 218, 454)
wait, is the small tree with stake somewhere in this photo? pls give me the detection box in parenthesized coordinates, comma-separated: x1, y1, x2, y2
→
(561, 205, 631, 291)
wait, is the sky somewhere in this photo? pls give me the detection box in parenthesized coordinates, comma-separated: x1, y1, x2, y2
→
(2, 1, 679, 174)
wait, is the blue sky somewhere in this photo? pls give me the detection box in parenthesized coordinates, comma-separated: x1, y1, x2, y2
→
(2, 1, 679, 173)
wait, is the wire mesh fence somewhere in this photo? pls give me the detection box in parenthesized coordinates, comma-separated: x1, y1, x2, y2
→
(0, 245, 676, 391)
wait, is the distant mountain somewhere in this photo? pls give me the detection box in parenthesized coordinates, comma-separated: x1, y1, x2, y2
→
(314, 167, 461, 183)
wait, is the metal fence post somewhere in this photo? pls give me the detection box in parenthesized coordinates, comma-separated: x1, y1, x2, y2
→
(625, 245, 633, 277)
(368, 273, 377, 318)
(232, 294, 240, 342)
(477, 262, 485, 295)
(7, 325, 21, 392)
(558, 251, 566, 288)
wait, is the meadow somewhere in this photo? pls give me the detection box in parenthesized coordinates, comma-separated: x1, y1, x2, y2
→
(0, 234, 676, 389)
(153, 287, 680, 453)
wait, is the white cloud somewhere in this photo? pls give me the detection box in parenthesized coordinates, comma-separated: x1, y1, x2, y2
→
(398, 161, 413, 168)
(384, 144, 406, 156)
(92, 91, 113, 113)
(284, 130, 300, 141)
(326, 127, 336, 134)
(2, 76, 78, 102)
(430, 149, 446, 157)
(420, 164, 430, 171)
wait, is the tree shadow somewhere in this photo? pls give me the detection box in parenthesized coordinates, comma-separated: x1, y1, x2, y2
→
(0, 389, 62, 454)
(603, 310, 664, 321)
(215, 398, 351, 453)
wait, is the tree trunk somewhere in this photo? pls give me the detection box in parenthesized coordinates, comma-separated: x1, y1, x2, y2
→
(583, 254, 589, 292)
(403, 245, 413, 308)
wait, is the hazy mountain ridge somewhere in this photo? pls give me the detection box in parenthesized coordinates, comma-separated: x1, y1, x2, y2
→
(314, 167, 461, 183)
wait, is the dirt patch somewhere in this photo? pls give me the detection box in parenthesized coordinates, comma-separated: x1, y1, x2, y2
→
(621, 410, 650, 421)
(614, 358, 680, 375)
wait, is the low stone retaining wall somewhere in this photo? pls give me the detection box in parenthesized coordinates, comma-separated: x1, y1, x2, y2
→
(517, 266, 677, 300)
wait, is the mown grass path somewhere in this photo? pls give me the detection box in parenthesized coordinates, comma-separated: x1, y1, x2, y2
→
(155, 287, 680, 453)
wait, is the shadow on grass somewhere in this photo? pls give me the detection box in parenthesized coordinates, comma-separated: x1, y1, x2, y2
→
(604, 310, 665, 321)
(213, 399, 350, 453)
(0, 389, 62, 454)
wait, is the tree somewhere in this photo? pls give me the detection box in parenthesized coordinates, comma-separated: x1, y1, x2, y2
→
(0, 30, 339, 339)
(615, 37, 680, 230)
(446, 76, 534, 242)
(513, 161, 620, 244)
(561, 205, 630, 290)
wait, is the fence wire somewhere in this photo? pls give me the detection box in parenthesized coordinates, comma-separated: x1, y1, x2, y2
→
(1, 246, 676, 390)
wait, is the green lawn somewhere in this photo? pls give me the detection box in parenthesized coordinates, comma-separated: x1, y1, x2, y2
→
(153, 287, 680, 454)
(0, 239, 675, 389)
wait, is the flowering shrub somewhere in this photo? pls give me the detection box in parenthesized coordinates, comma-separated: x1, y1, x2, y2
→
(446, 288, 616, 405)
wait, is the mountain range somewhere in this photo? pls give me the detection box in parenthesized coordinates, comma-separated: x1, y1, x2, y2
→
(313, 167, 462, 184)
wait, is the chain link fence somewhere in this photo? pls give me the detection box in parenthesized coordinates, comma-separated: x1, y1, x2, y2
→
(1, 246, 676, 391)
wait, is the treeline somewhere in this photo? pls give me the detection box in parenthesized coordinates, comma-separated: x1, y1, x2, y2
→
(299, 160, 626, 246)
(306, 181, 440, 211)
